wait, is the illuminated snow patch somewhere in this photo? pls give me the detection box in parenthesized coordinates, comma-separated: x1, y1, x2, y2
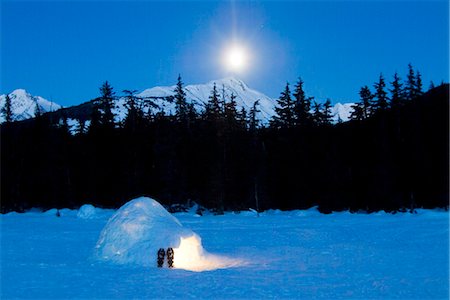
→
(94, 197, 243, 271)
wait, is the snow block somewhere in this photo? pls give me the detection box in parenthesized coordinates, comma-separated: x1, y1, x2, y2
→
(94, 197, 243, 271)
(77, 204, 98, 219)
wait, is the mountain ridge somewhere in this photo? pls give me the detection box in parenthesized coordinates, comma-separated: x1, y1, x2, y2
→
(0, 78, 354, 125)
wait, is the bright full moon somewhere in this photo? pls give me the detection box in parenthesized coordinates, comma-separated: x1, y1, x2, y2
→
(223, 44, 248, 72)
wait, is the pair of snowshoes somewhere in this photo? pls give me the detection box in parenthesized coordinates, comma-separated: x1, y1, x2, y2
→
(157, 248, 174, 268)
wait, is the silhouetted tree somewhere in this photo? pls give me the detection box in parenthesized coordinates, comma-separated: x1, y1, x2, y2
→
(359, 86, 373, 119)
(312, 101, 323, 125)
(34, 101, 42, 118)
(249, 100, 261, 132)
(406, 63, 417, 101)
(372, 74, 389, 112)
(2, 94, 13, 123)
(350, 102, 364, 121)
(99, 81, 116, 128)
(174, 74, 188, 123)
(415, 71, 423, 96)
(390, 72, 404, 108)
(224, 93, 239, 131)
(321, 99, 333, 125)
(293, 78, 313, 127)
(272, 82, 294, 128)
(123, 89, 144, 132)
(203, 83, 222, 122)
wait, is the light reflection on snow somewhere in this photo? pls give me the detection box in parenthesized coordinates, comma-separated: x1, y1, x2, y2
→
(173, 235, 244, 272)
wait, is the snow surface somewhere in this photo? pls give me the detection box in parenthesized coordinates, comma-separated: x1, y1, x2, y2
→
(1, 205, 448, 299)
(0, 89, 61, 122)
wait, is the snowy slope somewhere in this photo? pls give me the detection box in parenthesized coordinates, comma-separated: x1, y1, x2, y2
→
(1, 80, 355, 125)
(331, 102, 354, 122)
(113, 77, 354, 124)
(1, 207, 448, 298)
(0, 89, 61, 123)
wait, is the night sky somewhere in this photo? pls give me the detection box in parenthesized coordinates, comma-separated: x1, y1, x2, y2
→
(2, 0, 448, 106)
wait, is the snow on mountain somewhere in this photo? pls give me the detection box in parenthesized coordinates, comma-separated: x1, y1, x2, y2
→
(1, 80, 354, 125)
(0, 89, 61, 123)
(114, 77, 353, 124)
(331, 102, 354, 122)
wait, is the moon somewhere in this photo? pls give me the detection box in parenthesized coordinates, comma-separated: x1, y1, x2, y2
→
(223, 44, 248, 72)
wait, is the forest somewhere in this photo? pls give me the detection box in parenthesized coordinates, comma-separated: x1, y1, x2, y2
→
(1, 65, 448, 213)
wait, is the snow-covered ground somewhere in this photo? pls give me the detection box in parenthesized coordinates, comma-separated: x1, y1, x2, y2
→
(1, 206, 448, 299)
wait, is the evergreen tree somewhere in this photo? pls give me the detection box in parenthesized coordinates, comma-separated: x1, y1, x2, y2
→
(174, 74, 188, 123)
(372, 73, 389, 112)
(390, 72, 404, 108)
(88, 101, 102, 134)
(312, 101, 323, 125)
(203, 83, 222, 122)
(415, 71, 423, 96)
(249, 100, 261, 132)
(34, 101, 42, 118)
(186, 103, 198, 124)
(271, 82, 294, 128)
(99, 81, 116, 128)
(123, 90, 144, 131)
(349, 102, 364, 121)
(76, 118, 86, 135)
(429, 81, 436, 91)
(224, 93, 239, 131)
(406, 63, 417, 101)
(237, 107, 248, 129)
(293, 78, 313, 127)
(1, 94, 13, 123)
(359, 86, 373, 119)
(321, 99, 333, 125)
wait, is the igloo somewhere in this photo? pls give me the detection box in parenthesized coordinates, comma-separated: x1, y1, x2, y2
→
(94, 197, 242, 271)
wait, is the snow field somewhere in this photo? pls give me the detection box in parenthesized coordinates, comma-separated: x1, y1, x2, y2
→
(1, 206, 448, 299)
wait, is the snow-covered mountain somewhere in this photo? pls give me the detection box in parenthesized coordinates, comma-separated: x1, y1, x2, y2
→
(1, 79, 354, 125)
(0, 89, 61, 123)
(115, 77, 353, 124)
(112, 77, 276, 122)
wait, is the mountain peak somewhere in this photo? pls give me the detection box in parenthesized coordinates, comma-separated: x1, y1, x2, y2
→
(207, 77, 248, 91)
(0, 89, 61, 123)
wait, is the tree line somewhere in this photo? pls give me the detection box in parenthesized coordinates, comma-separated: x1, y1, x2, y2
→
(1, 65, 448, 213)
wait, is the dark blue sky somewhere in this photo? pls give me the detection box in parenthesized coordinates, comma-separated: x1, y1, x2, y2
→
(1, 1, 448, 106)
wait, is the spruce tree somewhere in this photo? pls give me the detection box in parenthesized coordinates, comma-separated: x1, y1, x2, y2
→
(429, 81, 436, 91)
(123, 89, 144, 131)
(293, 77, 313, 127)
(34, 101, 42, 118)
(272, 82, 294, 128)
(372, 73, 389, 112)
(224, 93, 239, 131)
(415, 71, 423, 96)
(249, 100, 260, 132)
(203, 83, 222, 122)
(406, 63, 417, 101)
(99, 81, 116, 128)
(321, 99, 333, 125)
(359, 86, 373, 119)
(88, 102, 102, 134)
(390, 72, 404, 108)
(349, 103, 364, 121)
(312, 101, 323, 125)
(237, 107, 248, 129)
(174, 74, 188, 123)
(1, 94, 13, 123)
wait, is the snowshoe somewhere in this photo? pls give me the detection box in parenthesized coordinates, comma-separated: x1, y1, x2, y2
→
(167, 247, 174, 268)
(157, 248, 165, 268)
